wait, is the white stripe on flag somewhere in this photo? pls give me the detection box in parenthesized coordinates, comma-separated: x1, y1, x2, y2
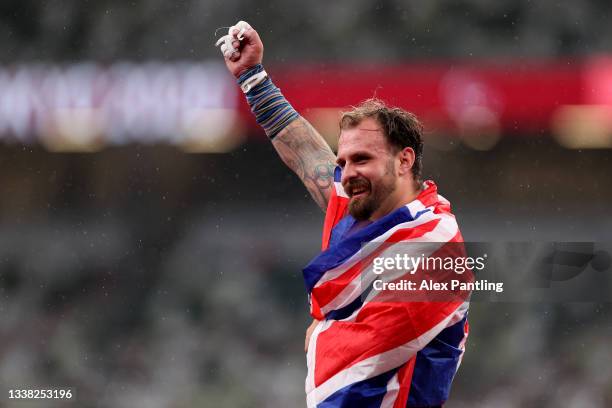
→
(380, 372, 400, 408)
(335, 181, 349, 198)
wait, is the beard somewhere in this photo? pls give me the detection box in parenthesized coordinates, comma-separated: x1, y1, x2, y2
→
(346, 175, 396, 221)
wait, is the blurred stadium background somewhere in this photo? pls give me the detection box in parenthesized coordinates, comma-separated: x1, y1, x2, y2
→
(1, 1, 611, 407)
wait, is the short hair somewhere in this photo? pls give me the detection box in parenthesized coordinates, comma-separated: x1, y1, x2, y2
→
(339, 98, 424, 180)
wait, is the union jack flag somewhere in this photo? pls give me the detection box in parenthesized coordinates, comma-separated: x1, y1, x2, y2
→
(303, 167, 470, 407)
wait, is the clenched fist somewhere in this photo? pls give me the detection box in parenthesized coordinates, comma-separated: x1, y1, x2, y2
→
(215, 21, 264, 78)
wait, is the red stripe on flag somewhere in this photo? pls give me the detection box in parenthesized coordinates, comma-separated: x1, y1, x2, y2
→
(313, 299, 463, 386)
(393, 357, 417, 408)
(322, 193, 349, 251)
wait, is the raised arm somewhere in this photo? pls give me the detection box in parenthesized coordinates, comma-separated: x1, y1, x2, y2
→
(216, 21, 336, 210)
(271, 118, 335, 210)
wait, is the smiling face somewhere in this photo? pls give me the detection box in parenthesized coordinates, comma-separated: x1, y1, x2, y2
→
(336, 117, 402, 221)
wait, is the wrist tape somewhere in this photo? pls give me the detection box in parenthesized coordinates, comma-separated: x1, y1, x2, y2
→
(238, 64, 299, 139)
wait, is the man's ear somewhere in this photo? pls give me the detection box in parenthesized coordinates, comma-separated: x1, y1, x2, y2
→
(397, 147, 416, 176)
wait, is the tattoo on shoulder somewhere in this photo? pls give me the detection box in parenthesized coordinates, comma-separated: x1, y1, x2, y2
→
(272, 118, 336, 210)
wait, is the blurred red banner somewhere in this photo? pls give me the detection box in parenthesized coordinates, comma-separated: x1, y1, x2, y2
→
(239, 58, 612, 140)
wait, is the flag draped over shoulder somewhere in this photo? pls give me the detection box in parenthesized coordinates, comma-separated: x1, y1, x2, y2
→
(303, 168, 470, 408)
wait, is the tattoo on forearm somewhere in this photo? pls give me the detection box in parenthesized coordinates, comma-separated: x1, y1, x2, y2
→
(272, 117, 336, 210)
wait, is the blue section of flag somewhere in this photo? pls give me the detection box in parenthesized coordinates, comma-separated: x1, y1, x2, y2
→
(334, 166, 342, 182)
(407, 315, 467, 407)
(328, 215, 359, 248)
(325, 291, 364, 320)
(317, 368, 399, 408)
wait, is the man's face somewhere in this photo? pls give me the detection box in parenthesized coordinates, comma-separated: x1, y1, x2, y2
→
(336, 117, 398, 221)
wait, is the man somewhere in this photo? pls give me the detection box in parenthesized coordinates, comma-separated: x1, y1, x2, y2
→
(216, 21, 470, 408)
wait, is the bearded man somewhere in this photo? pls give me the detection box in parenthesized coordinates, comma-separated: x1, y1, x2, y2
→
(216, 21, 470, 408)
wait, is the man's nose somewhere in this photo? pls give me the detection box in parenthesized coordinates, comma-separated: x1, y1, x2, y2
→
(341, 163, 358, 186)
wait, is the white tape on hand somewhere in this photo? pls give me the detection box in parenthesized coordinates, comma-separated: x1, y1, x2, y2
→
(215, 20, 252, 58)
(231, 20, 251, 41)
